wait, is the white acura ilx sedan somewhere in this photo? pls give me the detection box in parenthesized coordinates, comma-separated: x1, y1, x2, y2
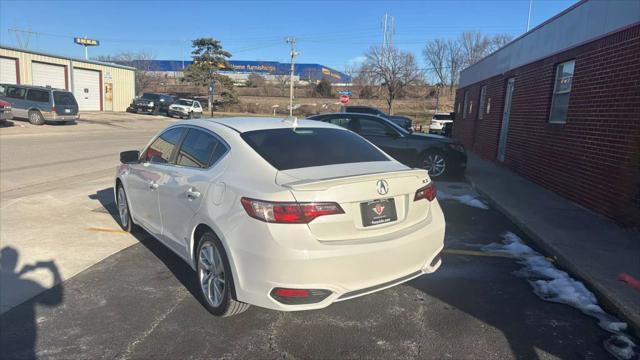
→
(115, 117, 445, 316)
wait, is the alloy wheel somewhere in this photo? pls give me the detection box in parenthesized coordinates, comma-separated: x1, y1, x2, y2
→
(199, 242, 225, 307)
(117, 187, 129, 229)
(423, 153, 446, 177)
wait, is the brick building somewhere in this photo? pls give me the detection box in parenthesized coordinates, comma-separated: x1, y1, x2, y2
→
(453, 0, 640, 227)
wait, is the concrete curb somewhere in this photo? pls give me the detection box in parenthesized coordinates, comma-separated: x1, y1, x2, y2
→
(466, 175, 640, 337)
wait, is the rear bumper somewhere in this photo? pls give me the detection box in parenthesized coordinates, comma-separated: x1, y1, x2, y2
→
(44, 113, 79, 122)
(227, 200, 446, 311)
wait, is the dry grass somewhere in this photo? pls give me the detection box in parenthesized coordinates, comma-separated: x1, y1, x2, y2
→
(230, 95, 455, 126)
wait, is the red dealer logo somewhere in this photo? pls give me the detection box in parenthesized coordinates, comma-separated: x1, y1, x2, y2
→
(339, 95, 349, 105)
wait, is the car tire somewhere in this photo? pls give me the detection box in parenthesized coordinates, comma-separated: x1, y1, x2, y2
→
(421, 150, 448, 178)
(116, 185, 137, 233)
(28, 110, 45, 125)
(196, 232, 249, 317)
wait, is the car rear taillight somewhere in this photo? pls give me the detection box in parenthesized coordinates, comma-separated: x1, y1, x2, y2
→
(240, 198, 344, 224)
(414, 183, 437, 202)
(270, 287, 332, 304)
(51, 106, 57, 115)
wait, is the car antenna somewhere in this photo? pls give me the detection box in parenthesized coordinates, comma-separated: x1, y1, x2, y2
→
(283, 116, 299, 128)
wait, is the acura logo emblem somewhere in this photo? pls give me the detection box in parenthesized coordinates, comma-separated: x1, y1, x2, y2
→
(376, 180, 389, 195)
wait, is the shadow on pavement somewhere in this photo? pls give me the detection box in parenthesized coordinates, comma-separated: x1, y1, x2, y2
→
(409, 194, 612, 360)
(0, 247, 63, 360)
(89, 187, 205, 308)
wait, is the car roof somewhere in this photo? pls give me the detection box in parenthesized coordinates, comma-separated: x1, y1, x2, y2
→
(311, 112, 385, 119)
(344, 105, 375, 109)
(189, 117, 343, 133)
(0, 83, 66, 92)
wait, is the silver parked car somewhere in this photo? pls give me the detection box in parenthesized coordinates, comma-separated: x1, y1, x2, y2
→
(0, 84, 79, 125)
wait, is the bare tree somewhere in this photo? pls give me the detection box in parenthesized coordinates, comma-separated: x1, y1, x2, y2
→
(460, 31, 492, 67)
(445, 39, 463, 94)
(489, 34, 513, 52)
(94, 51, 157, 94)
(274, 75, 289, 97)
(423, 38, 449, 86)
(362, 46, 422, 114)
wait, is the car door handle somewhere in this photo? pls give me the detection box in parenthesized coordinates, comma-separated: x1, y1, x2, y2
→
(149, 182, 159, 190)
(187, 188, 201, 199)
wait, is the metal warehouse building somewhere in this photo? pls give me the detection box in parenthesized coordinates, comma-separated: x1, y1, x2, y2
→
(134, 60, 352, 85)
(453, 0, 640, 226)
(0, 46, 135, 112)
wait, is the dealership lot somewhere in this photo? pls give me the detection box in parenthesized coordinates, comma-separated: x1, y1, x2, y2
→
(0, 114, 625, 359)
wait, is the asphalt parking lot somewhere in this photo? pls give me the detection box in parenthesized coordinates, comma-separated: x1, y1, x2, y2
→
(0, 114, 629, 359)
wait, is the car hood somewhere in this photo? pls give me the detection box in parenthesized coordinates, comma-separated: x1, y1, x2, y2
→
(170, 104, 190, 111)
(406, 132, 455, 143)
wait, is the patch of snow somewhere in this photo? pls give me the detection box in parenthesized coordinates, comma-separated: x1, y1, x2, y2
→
(438, 192, 489, 210)
(483, 231, 637, 360)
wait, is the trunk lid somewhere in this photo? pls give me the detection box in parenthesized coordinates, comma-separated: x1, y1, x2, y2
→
(52, 91, 79, 115)
(277, 162, 433, 242)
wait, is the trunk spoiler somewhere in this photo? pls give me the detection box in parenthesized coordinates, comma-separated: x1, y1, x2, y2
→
(280, 168, 428, 191)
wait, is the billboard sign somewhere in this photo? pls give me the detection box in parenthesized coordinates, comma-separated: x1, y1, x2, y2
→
(74, 37, 99, 46)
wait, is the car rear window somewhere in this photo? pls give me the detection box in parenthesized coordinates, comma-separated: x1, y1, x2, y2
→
(346, 107, 372, 114)
(53, 91, 77, 106)
(142, 93, 161, 100)
(241, 128, 389, 171)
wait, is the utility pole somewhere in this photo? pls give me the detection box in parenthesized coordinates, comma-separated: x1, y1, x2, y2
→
(527, 0, 533, 31)
(8, 27, 36, 49)
(286, 37, 298, 117)
(381, 14, 395, 49)
(382, 14, 388, 48)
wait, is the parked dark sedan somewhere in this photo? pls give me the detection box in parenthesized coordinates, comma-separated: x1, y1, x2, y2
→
(308, 113, 466, 178)
(133, 93, 175, 115)
(341, 105, 413, 131)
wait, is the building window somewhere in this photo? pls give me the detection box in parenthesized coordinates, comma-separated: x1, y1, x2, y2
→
(549, 60, 575, 123)
(463, 91, 469, 119)
(478, 86, 487, 120)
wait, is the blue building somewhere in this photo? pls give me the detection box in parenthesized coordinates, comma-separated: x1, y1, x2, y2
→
(132, 60, 351, 84)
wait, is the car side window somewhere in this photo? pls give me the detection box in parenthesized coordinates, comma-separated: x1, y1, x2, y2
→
(326, 117, 358, 132)
(358, 117, 393, 136)
(26, 89, 50, 103)
(194, 102, 201, 109)
(6, 87, 26, 99)
(145, 127, 185, 164)
(176, 129, 227, 168)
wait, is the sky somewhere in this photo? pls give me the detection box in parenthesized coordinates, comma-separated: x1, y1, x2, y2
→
(0, 0, 577, 71)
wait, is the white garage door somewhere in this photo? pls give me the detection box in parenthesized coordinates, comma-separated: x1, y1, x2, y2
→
(73, 68, 101, 111)
(0, 57, 18, 84)
(32, 62, 66, 89)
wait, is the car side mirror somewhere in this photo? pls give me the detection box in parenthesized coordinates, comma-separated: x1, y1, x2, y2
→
(120, 150, 140, 164)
